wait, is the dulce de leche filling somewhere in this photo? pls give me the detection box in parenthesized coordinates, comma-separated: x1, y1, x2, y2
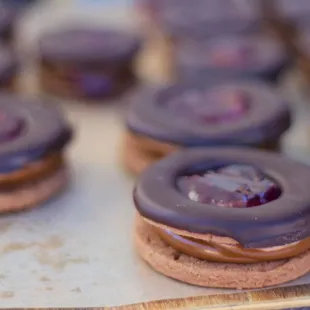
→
(155, 164, 310, 263)
(0, 153, 64, 189)
(156, 227, 310, 263)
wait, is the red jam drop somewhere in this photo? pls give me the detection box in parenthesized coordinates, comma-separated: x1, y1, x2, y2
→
(178, 165, 281, 208)
(0, 112, 24, 143)
(166, 89, 248, 124)
(211, 43, 254, 67)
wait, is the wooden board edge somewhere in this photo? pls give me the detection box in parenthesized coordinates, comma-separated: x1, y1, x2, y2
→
(114, 284, 310, 310)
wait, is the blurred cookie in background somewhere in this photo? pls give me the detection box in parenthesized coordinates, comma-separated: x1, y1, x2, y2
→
(175, 34, 289, 84)
(0, 44, 19, 91)
(0, 93, 73, 213)
(123, 81, 291, 175)
(37, 26, 142, 101)
(0, 3, 17, 44)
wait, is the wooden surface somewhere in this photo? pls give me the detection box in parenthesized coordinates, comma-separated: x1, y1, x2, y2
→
(115, 285, 310, 309)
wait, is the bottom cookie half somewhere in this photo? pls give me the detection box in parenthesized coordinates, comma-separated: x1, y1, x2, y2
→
(0, 168, 68, 213)
(135, 217, 310, 289)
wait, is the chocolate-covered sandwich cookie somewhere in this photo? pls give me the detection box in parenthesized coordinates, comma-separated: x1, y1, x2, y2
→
(0, 45, 18, 90)
(0, 4, 16, 44)
(176, 34, 289, 83)
(0, 93, 72, 212)
(38, 27, 142, 100)
(134, 148, 310, 288)
(124, 81, 291, 174)
(155, 0, 260, 40)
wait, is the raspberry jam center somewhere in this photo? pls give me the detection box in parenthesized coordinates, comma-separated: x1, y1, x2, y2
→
(166, 89, 248, 124)
(0, 112, 24, 143)
(211, 44, 254, 67)
(178, 165, 281, 208)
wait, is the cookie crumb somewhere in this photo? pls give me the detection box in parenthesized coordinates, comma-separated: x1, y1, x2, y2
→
(0, 291, 14, 299)
(71, 287, 82, 293)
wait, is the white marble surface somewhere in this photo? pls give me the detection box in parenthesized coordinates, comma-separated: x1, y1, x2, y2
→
(1, 1, 310, 308)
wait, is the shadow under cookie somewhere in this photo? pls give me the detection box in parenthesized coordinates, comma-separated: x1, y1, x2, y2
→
(135, 217, 310, 289)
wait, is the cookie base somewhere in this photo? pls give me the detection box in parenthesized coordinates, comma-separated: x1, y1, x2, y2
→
(135, 217, 310, 289)
(122, 131, 280, 175)
(121, 134, 161, 175)
(39, 61, 136, 101)
(0, 167, 68, 213)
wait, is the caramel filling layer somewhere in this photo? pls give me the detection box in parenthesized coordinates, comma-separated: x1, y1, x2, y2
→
(40, 60, 135, 98)
(0, 153, 64, 189)
(157, 227, 310, 263)
(127, 132, 279, 166)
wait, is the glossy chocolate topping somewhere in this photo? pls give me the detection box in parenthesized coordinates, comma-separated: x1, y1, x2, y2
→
(165, 88, 247, 124)
(0, 93, 72, 173)
(177, 35, 288, 74)
(127, 82, 291, 147)
(275, 0, 310, 21)
(0, 4, 15, 34)
(157, 0, 260, 37)
(39, 28, 141, 63)
(157, 227, 310, 263)
(0, 46, 18, 82)
(178, 164, 281, 208)
(134, 148, 310, 248)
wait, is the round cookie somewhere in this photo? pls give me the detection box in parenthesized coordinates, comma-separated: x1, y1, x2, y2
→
(133, 148, 310, 288)
(38, 27, 142, 100)
(0, 93, 72, 212)
(135, 216, 310, 289)
(124, 81, 291, 174)
(0, 45, 19, 90)
(0, 4, 16, 44)
(155, 0, 260, 39)
(175, 34, 289, 83)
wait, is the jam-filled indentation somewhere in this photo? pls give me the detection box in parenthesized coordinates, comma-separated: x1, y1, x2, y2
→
(210, 43, 254, 67)
(164, 89, 248, 124)
(0, 111, 24, 143)
(178, 164, 281, 208)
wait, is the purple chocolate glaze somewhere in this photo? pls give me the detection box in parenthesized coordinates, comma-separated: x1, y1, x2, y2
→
(0, 111, 24, 142)
(0, 4, 15, 36)
(0, 45, 18, 83)
(156, 0, 260, 38)
(275, 0, 310, 22)
(126, 81, 291, 147)
(164, 87, 248, 124)
(77, 72, 112, 97)
(0, 93, 72, 173)
(39, 28, 142, 63)
(134, 148, 310, 248)
(176, 35, 289, 83)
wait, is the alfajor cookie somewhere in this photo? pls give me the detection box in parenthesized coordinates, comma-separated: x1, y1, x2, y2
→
(123, 81, 291, 175)
(38, 27, 142, 100)
(134, 148, 310, 289)
(0, 44, 18, 91)
(0, 93, 72, 212)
